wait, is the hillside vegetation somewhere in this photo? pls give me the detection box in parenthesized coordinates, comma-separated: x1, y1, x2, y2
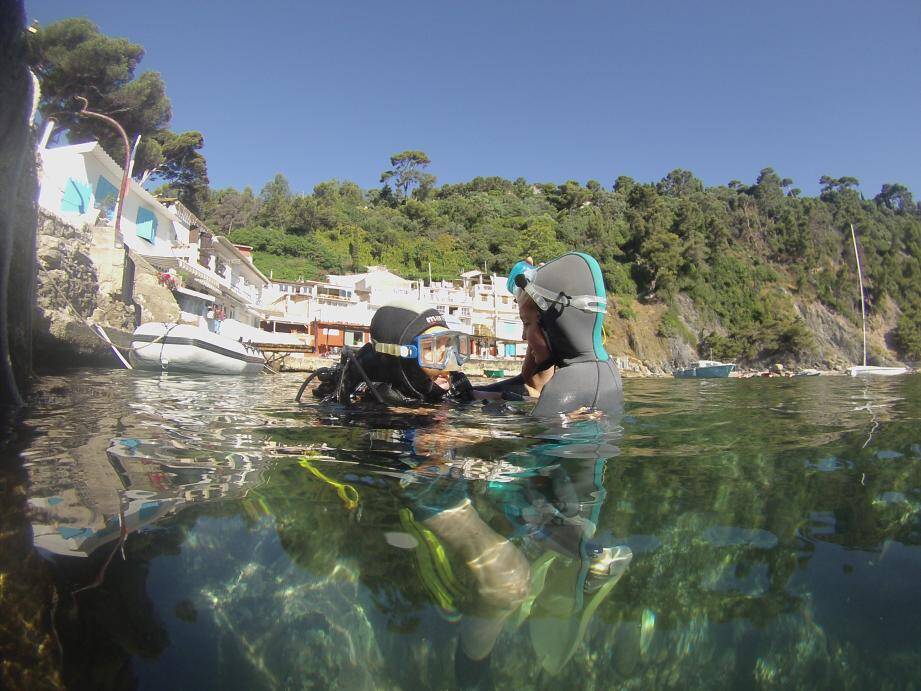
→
(203, 162, 921, 368)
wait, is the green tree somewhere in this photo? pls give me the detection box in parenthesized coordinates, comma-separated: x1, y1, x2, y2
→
(640, 229, 682, 298)
(144, 130, 209, 214)
(286, 195, 335, 235)
(255, 174, 292, 228)
(875, 183, 914, 212)
(819, 175, 860, 200)
(657, 169, 703, 198)
(28, 18, 208, 188)
(204, 186, 260, 233)
(751, 167, 785, 219)
(380, 150, 433, 199)
(517, 214, 566, 261)
(548, 180, 590, 214)
(895, 307, 921, 359)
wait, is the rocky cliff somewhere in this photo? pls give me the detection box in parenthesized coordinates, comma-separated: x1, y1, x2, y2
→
(33, 211, 181, 370)
(606, 291, 906, 375)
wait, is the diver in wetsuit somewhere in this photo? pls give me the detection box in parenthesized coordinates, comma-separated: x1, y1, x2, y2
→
(474, 252, 623, 416)
(305, 300, 473, 406)
(303, 252, 621, 417)
(297, 256, 630, 685)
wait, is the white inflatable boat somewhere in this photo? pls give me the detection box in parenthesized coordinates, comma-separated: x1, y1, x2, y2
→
(129, 322, 264, 375)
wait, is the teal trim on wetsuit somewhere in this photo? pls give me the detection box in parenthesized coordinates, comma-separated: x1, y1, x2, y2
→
(572, 252, 609, 362)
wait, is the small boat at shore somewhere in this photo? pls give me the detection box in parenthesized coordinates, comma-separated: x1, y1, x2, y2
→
(129, 322, 264, 374)
(674, 360, 735, 378)
(848, 365, 909, 377)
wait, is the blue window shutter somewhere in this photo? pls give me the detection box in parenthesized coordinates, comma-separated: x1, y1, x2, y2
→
(94, 176, 119, 220)
(61, 178, 91, 213)
(135, 207, 158, 242)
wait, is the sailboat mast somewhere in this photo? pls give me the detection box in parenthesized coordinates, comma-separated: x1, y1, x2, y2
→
(850, 223, 868, 367)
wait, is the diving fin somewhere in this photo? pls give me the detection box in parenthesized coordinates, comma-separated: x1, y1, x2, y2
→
(528, 545, 632, 675)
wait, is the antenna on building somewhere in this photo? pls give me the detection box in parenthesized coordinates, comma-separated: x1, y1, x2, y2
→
(38, 118, 56, 149)
(126, 134, 142, 178)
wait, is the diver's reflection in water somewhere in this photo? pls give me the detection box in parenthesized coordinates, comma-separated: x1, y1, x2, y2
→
(361, 410, 633, 681)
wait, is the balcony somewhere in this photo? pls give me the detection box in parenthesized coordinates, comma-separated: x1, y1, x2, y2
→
(223, 278, 259, 306)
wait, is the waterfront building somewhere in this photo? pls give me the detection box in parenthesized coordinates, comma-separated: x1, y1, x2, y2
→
(39, 140, 187, 258)
(37, 139, 271, 338)
(260, 266, 525, 357)
(36, 138, 524, 357)
(260, 278, 373, 352)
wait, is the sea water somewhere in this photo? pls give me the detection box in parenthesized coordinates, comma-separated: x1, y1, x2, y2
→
(4, 370, 920, 689)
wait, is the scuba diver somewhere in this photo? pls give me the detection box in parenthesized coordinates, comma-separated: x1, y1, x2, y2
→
(300, 251, 622, 419)
(295, 252, 630, 687)
(472, 252, 623, 417)
(299, 300, 473, 406)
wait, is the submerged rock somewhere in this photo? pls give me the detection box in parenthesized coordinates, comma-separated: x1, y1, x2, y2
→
(199, 556, 386, 689)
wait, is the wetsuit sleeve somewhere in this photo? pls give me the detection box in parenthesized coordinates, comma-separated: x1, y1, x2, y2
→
(473, 373, 527, 395)
(472, 358, 554, 398)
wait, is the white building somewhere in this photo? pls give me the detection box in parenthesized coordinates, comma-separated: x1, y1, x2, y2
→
(39, 141, 188, 258)
(260, 265, 525, 357)
(37, 139, 525, 356)
(38, 140, 270, 336)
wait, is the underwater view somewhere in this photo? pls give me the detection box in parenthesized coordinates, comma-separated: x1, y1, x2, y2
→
(4, 370, 921, 689)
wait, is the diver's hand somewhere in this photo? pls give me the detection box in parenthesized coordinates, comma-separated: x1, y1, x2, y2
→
(520, 349, 554, 396)
(446, 371, 475, 402)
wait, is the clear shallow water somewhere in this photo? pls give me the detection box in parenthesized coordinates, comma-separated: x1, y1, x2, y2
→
(7, 370, 921, 689)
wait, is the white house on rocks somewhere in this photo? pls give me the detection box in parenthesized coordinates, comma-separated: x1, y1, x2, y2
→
(37, 139, 271, 338)
(38, 140, 187, 258)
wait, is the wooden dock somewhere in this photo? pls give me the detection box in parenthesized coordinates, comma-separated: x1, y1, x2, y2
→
(251, 342, 316, 371)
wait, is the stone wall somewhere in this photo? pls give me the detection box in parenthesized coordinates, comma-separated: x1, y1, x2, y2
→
(34, 212, 123, 366)
(33, 211, 182, 370)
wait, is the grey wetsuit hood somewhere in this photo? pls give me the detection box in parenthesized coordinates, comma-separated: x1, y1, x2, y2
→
(527, 253, 610, 367)
(509, 252, 624, 417)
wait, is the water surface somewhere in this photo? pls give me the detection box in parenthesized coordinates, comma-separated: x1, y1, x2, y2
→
(7, 371, 921, 689)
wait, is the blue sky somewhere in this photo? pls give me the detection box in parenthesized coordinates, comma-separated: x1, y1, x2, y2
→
(29, 0, 921, 198)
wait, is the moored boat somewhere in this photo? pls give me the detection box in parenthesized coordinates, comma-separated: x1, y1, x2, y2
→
(848, 365, 909, 377)
(846, 225, 909, 378)
(129, 322, 264, 374)
(674, 360, 735, 378)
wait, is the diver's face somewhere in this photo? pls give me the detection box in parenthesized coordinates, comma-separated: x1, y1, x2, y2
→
(421, 366, 448, 384)
(519, 297, 550, 362)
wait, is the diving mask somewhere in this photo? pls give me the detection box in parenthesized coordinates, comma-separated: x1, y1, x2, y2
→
(507, 260, 607, 314)
(374, 330, 472, 372)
